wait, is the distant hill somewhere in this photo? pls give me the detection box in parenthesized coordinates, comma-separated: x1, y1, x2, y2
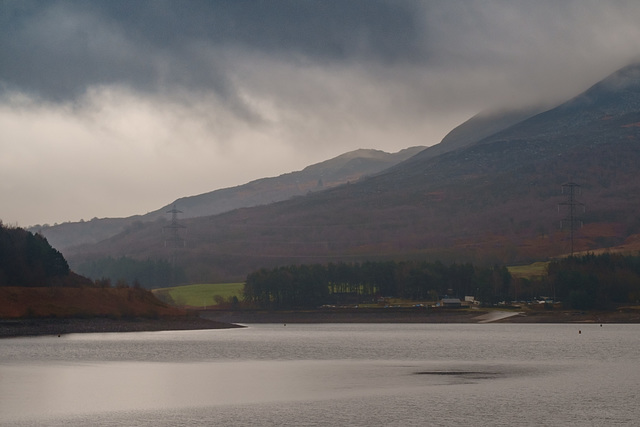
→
(0, 223, 193, 321)
(32, 146, 425, 251)
(151, 146, 427, 220)
(64, 62, 640, 283)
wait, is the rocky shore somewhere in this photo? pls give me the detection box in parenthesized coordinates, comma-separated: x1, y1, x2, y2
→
(0, 316, 244, 338)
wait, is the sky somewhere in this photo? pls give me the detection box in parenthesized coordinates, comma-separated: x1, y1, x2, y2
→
(2, 1, 640, 227)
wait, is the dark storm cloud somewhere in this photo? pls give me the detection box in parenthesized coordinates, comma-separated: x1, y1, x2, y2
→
(94, 0, 424, 61)
(4, 0, 640, 110)
(0, 0, 424, 102)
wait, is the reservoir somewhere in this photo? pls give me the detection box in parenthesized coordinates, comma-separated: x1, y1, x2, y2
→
(1, 323, 639, 426)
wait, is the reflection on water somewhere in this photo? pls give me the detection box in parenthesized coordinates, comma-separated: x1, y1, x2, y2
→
(1, 324, 639, 426)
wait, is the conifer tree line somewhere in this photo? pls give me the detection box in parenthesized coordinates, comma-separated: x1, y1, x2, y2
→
(547, 253, 640, 310)
(0, 222, 69, 286)
(244, 261, 512, 309)
(244, 254, 640, 310)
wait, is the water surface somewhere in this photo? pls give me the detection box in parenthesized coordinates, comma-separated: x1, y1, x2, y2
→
(1, 324, 638, 426)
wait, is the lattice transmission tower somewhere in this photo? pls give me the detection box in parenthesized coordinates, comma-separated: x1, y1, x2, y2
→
(558, 181, 584, 256)
(163, 204, 187, 265)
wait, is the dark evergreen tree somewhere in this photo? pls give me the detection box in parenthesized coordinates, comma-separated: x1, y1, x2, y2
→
(0, 223, 69, 287)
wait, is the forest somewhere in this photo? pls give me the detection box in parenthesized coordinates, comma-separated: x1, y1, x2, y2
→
(0, 222, 70, 287)
(244, 260, 512, 309)
(244, 254, 640, 310)
(547, 253, 640, 310)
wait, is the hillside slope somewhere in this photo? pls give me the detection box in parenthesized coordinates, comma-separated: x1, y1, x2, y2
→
(0, 224, 193, 322)
(152, 147, 426, 219)
(416, 105, 545, 161)
(65, 63, 640, 282)
(34, 147, 425, 250)
(0, 286, 181, 319)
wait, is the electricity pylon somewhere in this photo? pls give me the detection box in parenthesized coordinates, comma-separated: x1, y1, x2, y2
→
(163, 205, 187, 280)
(164, 204, 186, 248)
(558, 181, 584, 256)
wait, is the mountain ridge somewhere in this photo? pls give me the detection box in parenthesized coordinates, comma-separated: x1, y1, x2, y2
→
(65, 62, 640, 282)
(33, 146, 426, 250)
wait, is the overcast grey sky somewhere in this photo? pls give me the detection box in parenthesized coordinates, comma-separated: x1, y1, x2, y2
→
(2, 0, 640, 226)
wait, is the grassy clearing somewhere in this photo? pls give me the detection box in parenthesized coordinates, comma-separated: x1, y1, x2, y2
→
(508, 262, 549, 279)
(153, 283, 244, 308)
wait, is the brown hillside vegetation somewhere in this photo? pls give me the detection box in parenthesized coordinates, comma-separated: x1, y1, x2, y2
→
(0, 286, 186, 319)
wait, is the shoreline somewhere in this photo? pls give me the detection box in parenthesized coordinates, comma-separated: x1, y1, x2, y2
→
(200, 307, 640, 325)
(2, 308, 639, 338)
(0, 316, 244, 339)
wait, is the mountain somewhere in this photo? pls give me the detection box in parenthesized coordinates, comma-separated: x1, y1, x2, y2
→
(418, 105, 545, 160)
(33, 146, 425, 251)
(152, 147, 426, 219)
(65, 63, 640, 283)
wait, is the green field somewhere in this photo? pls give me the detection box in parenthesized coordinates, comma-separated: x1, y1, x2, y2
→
(507, 262, 549, 279)
(153, 283, 244, 308)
